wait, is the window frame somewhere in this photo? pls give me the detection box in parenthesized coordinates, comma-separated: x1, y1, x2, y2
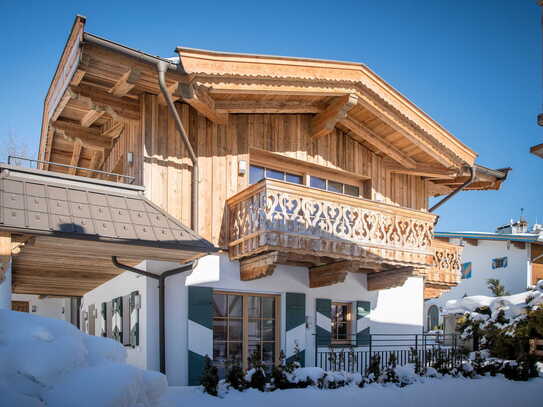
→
(249, 158, 370, 199)
(249, 164, 304, 186)
(331, 301, 353, 345)
(212, 290, 281, 371)
(492, 257, 508, 269)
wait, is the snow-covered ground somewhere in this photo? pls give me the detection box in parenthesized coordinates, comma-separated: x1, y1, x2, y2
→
(1, 308, 541, 407)
(160, 376, 543, 407)
(0, 309, 167, 407)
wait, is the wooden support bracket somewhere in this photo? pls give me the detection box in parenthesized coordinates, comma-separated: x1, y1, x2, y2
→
(178, 82, 228, 125)
(109, 68, 142, 97)
(366, 267, 418, 291)
(312, 94, 358, 139)
(239, 251, 287, 281)
(308, 260, 359, 288)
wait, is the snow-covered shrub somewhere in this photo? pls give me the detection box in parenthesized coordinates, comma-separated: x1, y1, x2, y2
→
(200, 355, 219, 396)
(225, 360, 246, 391)
(446, 283, 543, 381)
(366, 354, 381, 382)
(0, 309, 167, 407)
(246, 349, 267, 391)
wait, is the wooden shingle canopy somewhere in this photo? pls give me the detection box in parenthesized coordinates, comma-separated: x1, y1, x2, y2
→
(0, 164, 216, 296)
(37, 15, 508, 194)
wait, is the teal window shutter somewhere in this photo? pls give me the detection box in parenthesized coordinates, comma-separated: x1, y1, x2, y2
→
(356, 301, 371, 346)
(285, 293, 306, 366)
(315, 298, 331, 347)
(112, 297, 123, 343)
(129, 291, 140, 347)
(188, 286, 213, 386)
(100, 302, 107, 337)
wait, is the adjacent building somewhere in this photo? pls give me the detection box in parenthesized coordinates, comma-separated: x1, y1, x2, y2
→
(424, 219, 543, 331)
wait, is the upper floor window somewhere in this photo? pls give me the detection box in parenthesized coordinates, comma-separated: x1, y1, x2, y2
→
(492, 257, 508, 269)
(249, 165, 303, 185)
(331, 302, 352, 344)
(310, 176, 360, 197)
(461, 262, 472, 279)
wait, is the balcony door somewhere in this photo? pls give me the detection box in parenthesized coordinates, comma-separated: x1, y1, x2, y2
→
(212, 291, 280, 376)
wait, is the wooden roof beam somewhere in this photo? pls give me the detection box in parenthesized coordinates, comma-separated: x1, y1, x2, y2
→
(340, 116, 417, 169)
(51, 121, 112, 150)
(108, 68, 141, 97)
(80, 106, 106, 128)
(355, 88, 457, 168)
(312, 94, 358, 138)
(215, 100, 324, 114)
(68, 140, 82, 175)
(383, 158, 457, 178)
(158, 81, 181, 105)
(70, 69, 86, 87)
(50, 87, 76, 122)
(178, 83, 228, 125)
(87, 150, 105, 178)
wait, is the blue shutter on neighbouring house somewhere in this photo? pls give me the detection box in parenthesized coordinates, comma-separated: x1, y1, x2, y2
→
(285, 293, 306, 366)
(356, 301, 371, 346)
(188, 286, 213, 386)
(315, 298, 331, 347)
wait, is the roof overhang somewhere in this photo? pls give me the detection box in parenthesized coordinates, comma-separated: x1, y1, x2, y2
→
(0, 163, 217, 296)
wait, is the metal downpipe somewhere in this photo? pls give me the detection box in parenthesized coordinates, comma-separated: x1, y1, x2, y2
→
(429, 166, 476, 213)
(157, 61, 199, 233)
(112, 257, 194, 374)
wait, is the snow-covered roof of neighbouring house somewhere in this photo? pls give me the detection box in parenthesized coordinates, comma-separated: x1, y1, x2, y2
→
(435, 231, 543, 243)
(442, 281, 543, 320)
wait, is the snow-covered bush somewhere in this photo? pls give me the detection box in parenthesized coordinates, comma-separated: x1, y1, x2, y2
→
(444, 282, 543, 381)
(0, 309, 167, 407)
(200, 355, 219, 396)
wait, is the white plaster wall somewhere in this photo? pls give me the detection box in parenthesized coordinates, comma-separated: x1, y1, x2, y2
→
(81, 261, 159, 370)
(0, 259, 11, 309)
(424, 238, 530, 330)
(161, 253, 424, 386)
(11, 293, 71, 321)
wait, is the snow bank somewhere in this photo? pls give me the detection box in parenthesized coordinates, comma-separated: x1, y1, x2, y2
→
(0, 309, 167, 407)
(443, 280, 543, 320)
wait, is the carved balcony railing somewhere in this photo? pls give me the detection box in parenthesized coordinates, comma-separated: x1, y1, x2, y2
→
(227, 179, 437, 268)
(424, 240, 462, 299)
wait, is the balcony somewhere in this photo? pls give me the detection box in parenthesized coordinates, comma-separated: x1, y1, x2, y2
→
(425, 240, 462, 299)
(227, 179, 437, 285)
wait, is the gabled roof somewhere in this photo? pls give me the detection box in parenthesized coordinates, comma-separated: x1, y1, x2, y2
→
(174, 46, 478, 167)
(0, 163, 216, 257)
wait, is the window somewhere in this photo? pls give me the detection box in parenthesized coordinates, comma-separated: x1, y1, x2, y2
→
(213, 292, 279, 376)
(492, 257, 508, 269)
(331, 302, 352, 344)
(310, 176, 360, 197)
(461, 262, 472, 279)
(249, 165, 303, 186)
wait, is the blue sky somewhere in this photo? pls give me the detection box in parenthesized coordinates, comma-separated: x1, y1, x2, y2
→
(0, 0, 541, 232)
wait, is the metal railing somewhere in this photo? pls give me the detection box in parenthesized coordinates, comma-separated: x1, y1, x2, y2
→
(7, 156, 135, 184)
(313, 333, 461, 374)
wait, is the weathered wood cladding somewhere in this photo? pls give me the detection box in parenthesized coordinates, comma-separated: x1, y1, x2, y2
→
(136, 96, 429, 245)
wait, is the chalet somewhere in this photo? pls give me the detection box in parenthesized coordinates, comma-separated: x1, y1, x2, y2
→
(0, 16, 509, 385)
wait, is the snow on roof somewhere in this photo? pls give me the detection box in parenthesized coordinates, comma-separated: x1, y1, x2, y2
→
(435, 231, 543, 243)
(443, 281, 543, 320)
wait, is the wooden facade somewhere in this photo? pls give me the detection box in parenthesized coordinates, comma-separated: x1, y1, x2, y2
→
(31, 16, 508, 294)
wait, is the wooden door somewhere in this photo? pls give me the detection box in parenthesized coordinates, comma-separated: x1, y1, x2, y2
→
(12, 301, 29, 313)
(532, 263, 543, 285)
